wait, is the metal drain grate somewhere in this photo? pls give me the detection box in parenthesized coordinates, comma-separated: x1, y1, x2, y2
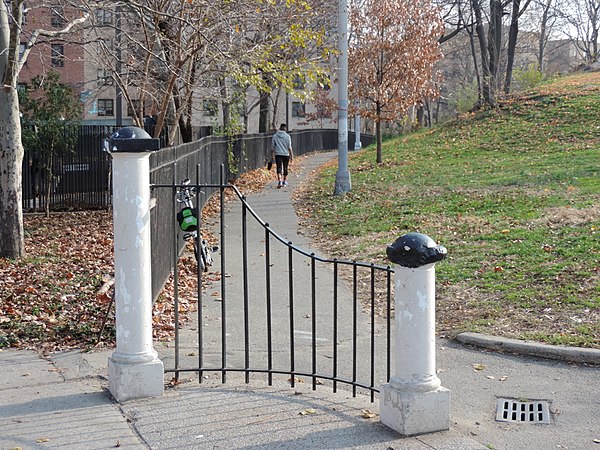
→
(496, 398, 551, 424)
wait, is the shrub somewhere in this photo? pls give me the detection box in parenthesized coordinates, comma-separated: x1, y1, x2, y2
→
(513, 64, 545, 91)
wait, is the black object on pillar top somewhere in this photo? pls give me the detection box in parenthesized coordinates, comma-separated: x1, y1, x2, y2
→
(110, 126, 161, 152)
(386, 232, 447, 268)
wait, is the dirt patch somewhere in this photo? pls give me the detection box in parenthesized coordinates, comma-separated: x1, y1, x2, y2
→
(533, 206, 600, 227)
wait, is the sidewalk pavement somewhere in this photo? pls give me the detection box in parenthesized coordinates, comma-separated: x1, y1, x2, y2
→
(2, 151, 599, 450)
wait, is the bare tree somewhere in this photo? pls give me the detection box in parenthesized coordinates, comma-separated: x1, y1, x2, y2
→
(82, 0, 334, 142)
(535, 0, 560, 73)
(504, 0, 533, 94)
(437, 0, 472, 44)
(518, 0, 568, 73)
(560, 0, 600, 63)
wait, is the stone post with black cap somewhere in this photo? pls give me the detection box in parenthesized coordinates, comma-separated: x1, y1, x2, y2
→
(380, 232, 451, 436)
(107, 127, 163, 402)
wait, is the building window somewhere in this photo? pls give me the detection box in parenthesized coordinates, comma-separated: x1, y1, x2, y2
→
(203, 100, 218, 117)
(51, 44, 64, 67)
(19, 43, 26, 61)
(318, 75, 331, 91)
(51, 6, 65, 28)
(95, 8, 113, 26)
(292, 102, 305, 118)
(97, 99, 114, 116)
(21, 2, 28, 25)
(97, 68, 113, 86)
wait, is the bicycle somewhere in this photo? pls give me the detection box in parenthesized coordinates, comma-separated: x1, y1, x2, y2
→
(176, 178, 214, 272)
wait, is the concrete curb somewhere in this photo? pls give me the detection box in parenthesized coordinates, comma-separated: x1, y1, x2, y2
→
(455, 332, 600, 365)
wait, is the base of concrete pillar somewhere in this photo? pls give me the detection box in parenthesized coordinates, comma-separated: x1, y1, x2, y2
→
(108, 357, 164, 402)
(380, 384, 450, 436)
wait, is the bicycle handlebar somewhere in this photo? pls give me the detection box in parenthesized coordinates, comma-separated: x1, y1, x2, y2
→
(176, 178, 196, 204)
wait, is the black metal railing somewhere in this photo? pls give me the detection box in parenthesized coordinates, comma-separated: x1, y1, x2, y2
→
(22, 127, 373, 214)
(148, 131, 373, 302)
(153, 168, 393, 401)
(22, 125, 115, 211)
(21, 127, 373, 303)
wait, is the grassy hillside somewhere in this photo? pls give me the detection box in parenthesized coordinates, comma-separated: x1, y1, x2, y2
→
(296, 72, 600, 348)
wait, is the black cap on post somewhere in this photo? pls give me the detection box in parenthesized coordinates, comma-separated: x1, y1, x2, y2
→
(386, 232, 447, 268)
(110, 126, 161, 152)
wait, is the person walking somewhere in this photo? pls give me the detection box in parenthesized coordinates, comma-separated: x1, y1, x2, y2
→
(271, 123, 293, 188)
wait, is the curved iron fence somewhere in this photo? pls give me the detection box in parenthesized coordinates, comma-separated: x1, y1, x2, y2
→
(153, 169, 393, 401)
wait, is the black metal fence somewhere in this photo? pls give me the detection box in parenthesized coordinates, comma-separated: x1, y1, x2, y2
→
(22, 127, 371, 215)
(21, 126, 373, 300)
(148, 129, 373, 300)
(153, 178, 393, 400)
(22, 125, 116, 212)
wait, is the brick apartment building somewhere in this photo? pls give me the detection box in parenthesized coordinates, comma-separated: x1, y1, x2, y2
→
(18, 4, 85, 98)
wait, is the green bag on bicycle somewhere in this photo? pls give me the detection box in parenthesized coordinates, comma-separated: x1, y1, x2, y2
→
(177, 207, 198, 232)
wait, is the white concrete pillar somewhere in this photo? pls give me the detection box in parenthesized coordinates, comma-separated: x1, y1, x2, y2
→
(380, 233, 450, 436)
(108, 150, 163, 402)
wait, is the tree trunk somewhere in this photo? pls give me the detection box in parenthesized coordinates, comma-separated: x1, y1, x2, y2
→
(488, 0, 502, 98)
(416, 105, 425, 127)
(174, 87, 194, 143)
(0, 88, 26, 258)
(376, 120, 382, 164)
(219, 76, 231, 133)
(472, 0, 495, 107)
(538, 0, 551, 74)
(270, 87, 282, 131)
(178, 115, 193, 143)
(504, 0, 521, 94)
(467, 23, 483, 104)
(44, 155, 52, 218)
(259, 91, 270, 133)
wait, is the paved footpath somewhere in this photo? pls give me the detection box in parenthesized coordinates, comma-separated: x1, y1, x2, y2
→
(2, 151, 600, 450)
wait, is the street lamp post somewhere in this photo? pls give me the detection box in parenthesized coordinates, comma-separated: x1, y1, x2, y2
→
(334, 0, 351, 195)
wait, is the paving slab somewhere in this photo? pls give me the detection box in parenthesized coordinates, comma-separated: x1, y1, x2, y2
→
(0, 349, 62, 390)
(0, 370, 144, 449)
(120, 379, 487, 450)
(47, 348, 111, 381)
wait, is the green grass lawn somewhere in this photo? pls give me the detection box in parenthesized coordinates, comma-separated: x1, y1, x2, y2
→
(297, 72, 600, 348)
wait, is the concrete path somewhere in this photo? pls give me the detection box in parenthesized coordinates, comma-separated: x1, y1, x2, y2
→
(1, 151, 599, 450)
